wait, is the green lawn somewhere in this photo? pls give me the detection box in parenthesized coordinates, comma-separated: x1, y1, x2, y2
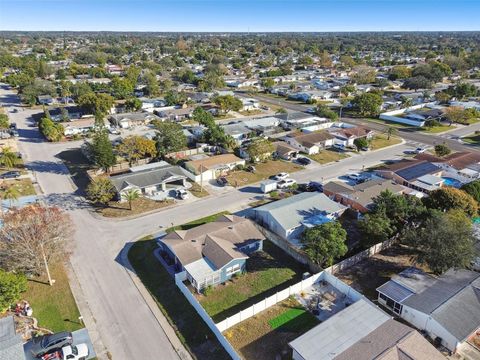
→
(225, 160, 302, 187)
(362, 117, 411, 129)
(128, 238, 230, 360)
(0, 178, 36, 197)
(420, 124, 456, 133)
(369, 135, 402, 151)
(166, 211, 230, 233)
(308, 149, 349, 164)
(199, 241, 306, 322)
(269, 307, 305, 329)
(188, 181, 210, 198)
(462, 134, 480, 146)
(22, 263, 82, 333)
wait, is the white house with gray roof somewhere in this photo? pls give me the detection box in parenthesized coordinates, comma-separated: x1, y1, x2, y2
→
(377, 267, 480, 352)
(254, 192, 347, 246)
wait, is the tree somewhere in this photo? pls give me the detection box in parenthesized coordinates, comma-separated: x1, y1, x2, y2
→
(246, 138, 274, 163)
(434, 144, 451, 157)
(0, 205, 73, 286)
(110, 76, 134, 99)
(261, 78, 275, 89)
(116, 135, 157, 165)
(388, 65, 412, 80)
(315, 104, 338, 121)
(353, 137, 369, 151)
(352, 65, 376, 84)
(125, 97, 142, 112)
(384, 126, 397, 140)
(2, 185, 20, 211)
(122, 189, 140, 211)
(213, 95, 242, 114)
(77, 92, 114, 116)
(0, 114, 9, 129)
(435, 92, 451, 105)
(359, 213, 394, 245)
(0, 147, 19, 169)
(276, 108, 287, 114)
(405, 209, 475, 274)
(351, 92, 383, 117)
(461, 180, 480, 204)
(301, 221, 348, 267)
(90, 128, 116, 172)
(154, 121, 187, 158)
(0, 270, 27, 312)
(423, 187, 478, 217)
(443, 106, 469, 125)
(86, 177, 116, 206)
(403, 76, 433, 90)
(39, 116, 64, 142)
(143, 71, 160, 97)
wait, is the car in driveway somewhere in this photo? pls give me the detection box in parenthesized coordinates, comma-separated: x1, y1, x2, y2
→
(175, 189, 189, 200)
(0, 170, 21, 179)
(31, 331, 73, 358)
(415, 147, 427, 154)
(346, 173, 364, 182)
(216, 176, 228, 186)
(246, 165, 256, 173)
(296, 157, 311, 166)
(10, 122, 17, 130)
(40, 343, 89, 360)
(271, 172, 289, 181)
(277, 178, 297, 189)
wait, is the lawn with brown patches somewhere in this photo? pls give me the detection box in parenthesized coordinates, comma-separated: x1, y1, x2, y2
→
(224, 297, 319, 360)
(0, 178, 36, 197)
(225, 160, 302, 187)
(369, 135, 402, 150)
(307, 149, 349, 164)
(100, 197, 173, 217)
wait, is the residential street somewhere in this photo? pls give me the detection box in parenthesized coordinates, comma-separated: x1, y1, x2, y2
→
(0, 85, 434, 360)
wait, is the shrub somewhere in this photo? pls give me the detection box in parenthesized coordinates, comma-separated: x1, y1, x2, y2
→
(0, 270, 27, 312)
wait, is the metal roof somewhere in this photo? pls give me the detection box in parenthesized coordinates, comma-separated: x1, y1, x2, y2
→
(184, 258, 218, 283)
(289, 299, 390, 360)
(377, 281, 414, 303)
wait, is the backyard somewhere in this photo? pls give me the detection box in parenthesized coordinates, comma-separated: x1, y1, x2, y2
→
(335, 244, 429, 300)
(225, 160, 302, 187)
(197, 241, 307, 322)
(307, 149, 349, 164)
(223, 297, 319, 360)
(22, 263, 82, 333)
(128, 237, 231, 360)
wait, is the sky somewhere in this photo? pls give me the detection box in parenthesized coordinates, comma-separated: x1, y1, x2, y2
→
(0, 0, 479, 32)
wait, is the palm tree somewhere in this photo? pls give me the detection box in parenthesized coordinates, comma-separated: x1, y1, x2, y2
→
(121, 189, 140, 211)
(0, 147, 19, 170)
(384, 126, 397, 140)
(400, 96, 413, 109)
(2, 185, 20, 213)
(222, 135, 237, 151)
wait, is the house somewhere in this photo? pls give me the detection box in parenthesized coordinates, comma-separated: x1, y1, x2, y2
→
(243, 116, 282, 136)
(0, 316, 26, 360)
(63, 117, 100, 136)
(110, 161, 187, 200)
(289, 298, 444, 360)
(415, 151, 480, 183)
(285, 131, 334, 155)
(276, 112, 332, 130)
(221, 122, 251, 144)
(37, 95, 54, 105)
(254, 192, 347, 245)
(377, 268, 480, 352)
(140, 98, 167, 112)
(47, 106, 83, 122)
(272, 141, 298, 160)
(157, 107, 195, 122)
(329, 126, 374, 147)
(108, 112, 159, 129)
(323, 179, 407, 213)
(159, 215, 265, 292)
(183, 153, 245, 183)
(375, 159, 443, 193)
(106, 64, 123, 75)
(241, 98, 260, 111)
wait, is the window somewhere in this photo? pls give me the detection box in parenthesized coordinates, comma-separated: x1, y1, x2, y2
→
(226, 264, 241, 276)
(379, 293, 388, 301)
(393, 302, 403, 315)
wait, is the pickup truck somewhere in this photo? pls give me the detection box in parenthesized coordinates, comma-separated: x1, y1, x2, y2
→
(41, 344, 89, 360)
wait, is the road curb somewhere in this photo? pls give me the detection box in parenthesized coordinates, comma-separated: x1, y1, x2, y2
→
(120, 242, 193, 360)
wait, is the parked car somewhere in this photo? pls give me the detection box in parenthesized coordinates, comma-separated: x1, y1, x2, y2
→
(9, 122, 17, 130)
(346, 173, 363, 182)
(306, 107, 316, 114)
(415, 147, 427, 154)
(0, 171, 21, 179)
(30, 331, 73, 358)
(41, 343, 89, 360)
(298, 181, 323, 192)
(12, 108, 19, 113)
(277, 178, 297, 189)
(246, 165, 256, 173)
(260, 105, 270, 111)
(271, 172, 289, 181)
(109, 127, 120, 135)
(333, 144, 346, 151)
(175, 189, 189, 200)
(216, 176, 228, 186)
(10, 129, 19, 137)
(361, 146, 370, 151)
(296, 157, 311, 166)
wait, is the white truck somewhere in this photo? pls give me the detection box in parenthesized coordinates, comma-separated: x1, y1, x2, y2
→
(260, 179, 277, 193)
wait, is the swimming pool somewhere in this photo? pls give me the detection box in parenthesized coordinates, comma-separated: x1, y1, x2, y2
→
(441, 177, 463, 188)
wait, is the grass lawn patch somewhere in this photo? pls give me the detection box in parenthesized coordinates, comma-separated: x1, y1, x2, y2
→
(225, 160, 302, 187)
(0, 178, 36, 196)
(420, 124, 456, 133)
(369, 135, 402, 151)
(308, 149, 349, 164)
(166, 211, 230, 233)
(188, 181, 209, 198)
(362, 117, 411, 129)
(23, 263, 82, 333)
(100, 198, 173, 218)
(198, 241, 307, 322)
(239, 109, 264, 116)
(462, 133, 480, 146)
(224, 297, 319, 360)
(128, 238, 230, 360)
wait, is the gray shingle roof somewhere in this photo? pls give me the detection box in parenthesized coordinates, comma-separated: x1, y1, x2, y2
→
(0, 316, 25, 360)
(395, 161, 440, 181)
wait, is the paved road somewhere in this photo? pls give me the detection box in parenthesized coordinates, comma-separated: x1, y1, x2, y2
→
(0, 85, 420, 360)
(239, 92, 480, 154)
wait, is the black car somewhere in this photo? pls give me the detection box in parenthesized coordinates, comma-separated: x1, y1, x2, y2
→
(298, 181, 323, 192)
(0, 171, 20, 179)
(30, 331, 73, 358)
(296, 157, 311, 166)
(216, 176, 228, 186)
(10, 122, 17, 130)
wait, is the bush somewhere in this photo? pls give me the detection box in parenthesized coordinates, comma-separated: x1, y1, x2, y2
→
(235, 164, 245, 171)
(203, 285, 214, 296)
(0, 270, 27, 312)
(39, 116, 64, 142)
